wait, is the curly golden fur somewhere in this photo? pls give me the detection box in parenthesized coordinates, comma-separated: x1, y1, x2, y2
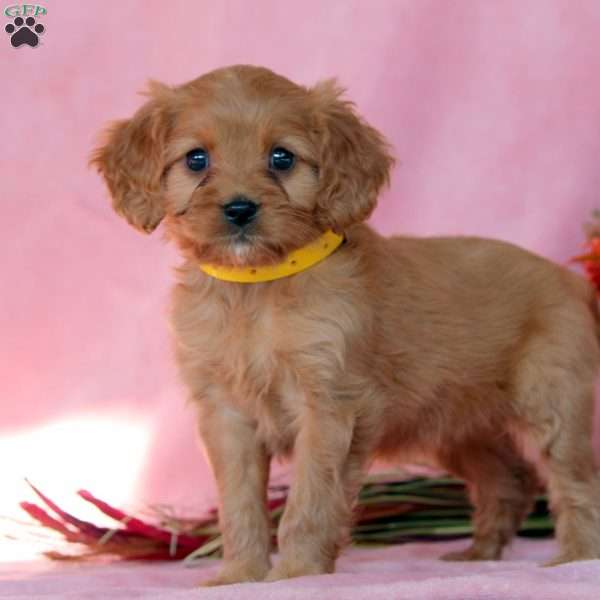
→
(92, 65, 600, 585)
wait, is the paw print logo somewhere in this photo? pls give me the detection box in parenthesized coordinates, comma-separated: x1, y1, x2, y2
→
(5, 16, 45, 48)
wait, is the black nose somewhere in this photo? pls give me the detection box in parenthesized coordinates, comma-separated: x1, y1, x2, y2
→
(222, 197, 259, 227)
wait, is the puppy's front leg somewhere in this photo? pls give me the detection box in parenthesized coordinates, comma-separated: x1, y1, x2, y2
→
(198, 401, 272, 586)
(266, 403, 354, 581)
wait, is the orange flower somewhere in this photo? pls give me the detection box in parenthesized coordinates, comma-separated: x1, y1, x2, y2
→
(572, 236, 600, 294)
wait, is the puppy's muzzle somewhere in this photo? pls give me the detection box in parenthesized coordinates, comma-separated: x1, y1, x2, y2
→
(223, 196, 259, 228)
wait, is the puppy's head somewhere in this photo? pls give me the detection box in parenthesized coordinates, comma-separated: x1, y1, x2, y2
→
(92, 65, 394, 266)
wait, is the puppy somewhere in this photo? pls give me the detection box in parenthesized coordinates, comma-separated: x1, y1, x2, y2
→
(92, 65, 600, 585)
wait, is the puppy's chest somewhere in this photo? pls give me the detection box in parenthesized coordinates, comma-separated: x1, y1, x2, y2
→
(215, 304, 282, 397)
(174, 274, 366, 452)
(173, 283, 304, 425)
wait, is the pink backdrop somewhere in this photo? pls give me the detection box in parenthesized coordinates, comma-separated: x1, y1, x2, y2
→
(3, 0, 600, 546)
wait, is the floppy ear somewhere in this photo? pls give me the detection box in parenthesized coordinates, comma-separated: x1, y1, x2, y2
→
(310, 80, 395, 232)
(90, 82, 174, 233)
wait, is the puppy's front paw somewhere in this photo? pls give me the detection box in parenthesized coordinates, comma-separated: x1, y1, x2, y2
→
(265, 560, 330, 582)
(441, 544, 501, 562)
(542, 553, 593, 567)
(200, 560, 270, 586)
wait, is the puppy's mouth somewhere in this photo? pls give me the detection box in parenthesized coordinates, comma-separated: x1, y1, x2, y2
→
(186, 205, 319, 268)
(215, 228, 289, 268)
(228, 228, 253, 243)
(228, 231, 255, 263)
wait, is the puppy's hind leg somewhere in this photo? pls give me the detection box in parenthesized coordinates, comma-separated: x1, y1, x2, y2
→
(513, 312, 600, 565)
(439, 438, 539, 561)
(522, 385, 600, 565)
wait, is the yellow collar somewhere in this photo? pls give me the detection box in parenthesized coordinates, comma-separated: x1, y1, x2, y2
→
(199, 230, 344, 283)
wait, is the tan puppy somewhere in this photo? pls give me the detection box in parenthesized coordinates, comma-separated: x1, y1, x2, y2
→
(92, 65, 600, 585)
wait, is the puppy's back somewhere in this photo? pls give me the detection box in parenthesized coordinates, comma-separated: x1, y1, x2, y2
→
(361, 229, 599, 397)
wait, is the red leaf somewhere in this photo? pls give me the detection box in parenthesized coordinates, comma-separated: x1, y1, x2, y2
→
(20, 502, 88, 543)
(77, 490, 203, 550)
(26, 481, 110, 539)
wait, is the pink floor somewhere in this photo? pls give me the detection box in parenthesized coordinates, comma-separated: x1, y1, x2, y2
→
(2, 540, 599, 599)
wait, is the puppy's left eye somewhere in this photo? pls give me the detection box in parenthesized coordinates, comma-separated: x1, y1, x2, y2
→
(269, 147, 295, 172)
(186, 148, 209, 171)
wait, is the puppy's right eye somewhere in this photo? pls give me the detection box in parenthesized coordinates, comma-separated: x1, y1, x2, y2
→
(186, 148, 209, 172)
(269, 147, 295, 172)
